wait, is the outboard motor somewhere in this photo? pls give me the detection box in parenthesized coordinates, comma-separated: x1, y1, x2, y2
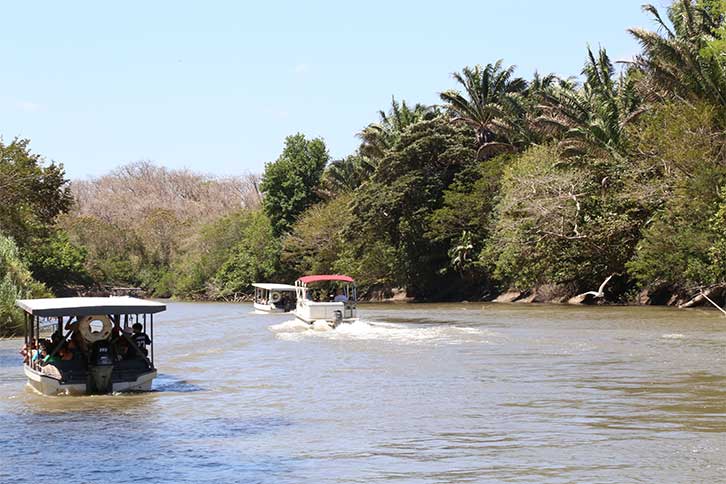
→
(333, 310, 343, 328)
(88, 339, 114, 394)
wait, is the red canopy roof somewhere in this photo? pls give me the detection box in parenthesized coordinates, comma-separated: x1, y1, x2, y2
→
(297, 274, 354, 284)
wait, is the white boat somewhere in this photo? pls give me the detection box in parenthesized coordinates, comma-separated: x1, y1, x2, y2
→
(252, 283, 296, 313)
(293, 275, 358, 327)
(16, 296, 165, 396)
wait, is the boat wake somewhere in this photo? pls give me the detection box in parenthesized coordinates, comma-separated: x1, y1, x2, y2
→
(268, 319, 497, 345)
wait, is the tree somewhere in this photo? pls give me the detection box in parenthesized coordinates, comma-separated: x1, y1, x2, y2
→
(213, 211, 281, 298)
(349, 117, 478, 297)
(319, 154, 376, 198)
(260, 134, 329, 236)
(281, 194, 355, 276)
(629, 1, 726, 109)
(24, 231, 89, 289)
(484, 144, 643, 294)
(537, 48, 644, 158)
(358, 97, 436, 160)
(440, 61, 529, 159)
(0, 234, 49, 336)
(625, 101, 726, 291)
(0, 138, 72, 245)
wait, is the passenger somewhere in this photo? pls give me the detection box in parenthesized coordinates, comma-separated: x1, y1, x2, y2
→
(66, 339, 83, 360)
(59, 344, 74, 361)
(19, 341, 36, 364)
(111, 320, 123, 339)
(114, 337, 130, 361)
(49, 331, 63, 353)
(40, 342, 61, 365)
(131, 322, 151, 356)
(34, 341, 49, 362)
(90, 338, 114, 366)
(333, 289, 348, 302)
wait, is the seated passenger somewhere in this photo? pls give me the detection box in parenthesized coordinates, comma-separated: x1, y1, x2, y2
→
(333, 289, 348, 302)
(34, 342, 49, 363)
(66, 339, 83, 360)
(114, 338, 130, 361)
(19, 341, 36, 364)
(59, 343, 75, 361)
(49, 331, 63, 353)
(131, 322, 151, 357)
(42, 343, 61, 365)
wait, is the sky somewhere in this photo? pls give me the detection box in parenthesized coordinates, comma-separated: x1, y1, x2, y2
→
(0, 1, 666, 179)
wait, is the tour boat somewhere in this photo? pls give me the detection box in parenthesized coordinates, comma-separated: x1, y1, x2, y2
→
(252, 283, 297, 313)
(293, 274, 358, 327)
(16, 296, 165, 396)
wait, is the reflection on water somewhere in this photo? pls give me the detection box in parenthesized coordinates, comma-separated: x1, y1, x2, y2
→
(1, 302, 726, 483)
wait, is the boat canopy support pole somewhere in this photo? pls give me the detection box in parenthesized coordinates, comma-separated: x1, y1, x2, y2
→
(24, 312, 29, 349)
(150, 313, 154, 368)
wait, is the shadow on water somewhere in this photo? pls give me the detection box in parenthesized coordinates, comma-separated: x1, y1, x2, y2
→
(152, 373, 205, 393)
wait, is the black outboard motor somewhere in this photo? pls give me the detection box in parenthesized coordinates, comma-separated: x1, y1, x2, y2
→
(333, 310, 343, 328)
(88, 339, 114, 394)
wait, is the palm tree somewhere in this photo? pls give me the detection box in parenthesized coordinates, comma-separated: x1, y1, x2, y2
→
(629, 1, 726, 107)
(358, 97, 436, 160)
(319, 154, 376, 198)
(440, 60, 529, 159)
(536, 48, 644, 158)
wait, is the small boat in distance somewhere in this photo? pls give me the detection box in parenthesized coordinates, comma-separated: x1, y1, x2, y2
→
(252, 283, 296, 313)
(16, 296, 165, 396)
(294, 275, 358, 327)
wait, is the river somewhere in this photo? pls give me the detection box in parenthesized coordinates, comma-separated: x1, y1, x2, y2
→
(1, 302, 725, 483)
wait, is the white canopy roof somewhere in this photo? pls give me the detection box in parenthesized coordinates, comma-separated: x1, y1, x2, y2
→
(16, 296, 166, 317)
(252, 283, 297, 291)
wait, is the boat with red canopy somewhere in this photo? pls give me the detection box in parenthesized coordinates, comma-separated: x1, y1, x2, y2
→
(294, 274, 358, 327)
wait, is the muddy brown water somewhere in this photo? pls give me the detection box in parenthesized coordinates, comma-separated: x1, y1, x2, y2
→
(1, 302, 725, 483)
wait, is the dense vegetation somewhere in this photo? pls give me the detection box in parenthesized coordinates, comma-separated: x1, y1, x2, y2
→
(3, 0, 726, 334)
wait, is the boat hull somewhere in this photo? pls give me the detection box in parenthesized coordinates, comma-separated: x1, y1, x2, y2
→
(24, 364, 156, 396)
(253, 302, 287, 313)
(294, 313, 357, 327)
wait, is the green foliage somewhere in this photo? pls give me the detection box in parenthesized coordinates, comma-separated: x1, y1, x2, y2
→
(440, 61, 531, 158)
(25, 231, 89, 289)
(62, 215, 146, 286)
(626, 101, 726, 289)
(282, 194, 354, 276)
(319, 155, 375, 198)
(630, 1, 726, 110)
(0, 138, 73, 245)
(172, 210, 264, 297)
(428, 155, 507, 247)
(537, 48, 643, 158)
(349, 117, 477, 297)
(260, 133, 329, 236)
(485, 145, 643, 292)
(358, 97, 437, 160)
(0, 234, 50, 336)
(213, 211, 280, 297)
(333, 241, 400, 289)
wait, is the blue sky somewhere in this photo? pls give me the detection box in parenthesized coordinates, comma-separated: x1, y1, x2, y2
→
(0, 1, 661, 179)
